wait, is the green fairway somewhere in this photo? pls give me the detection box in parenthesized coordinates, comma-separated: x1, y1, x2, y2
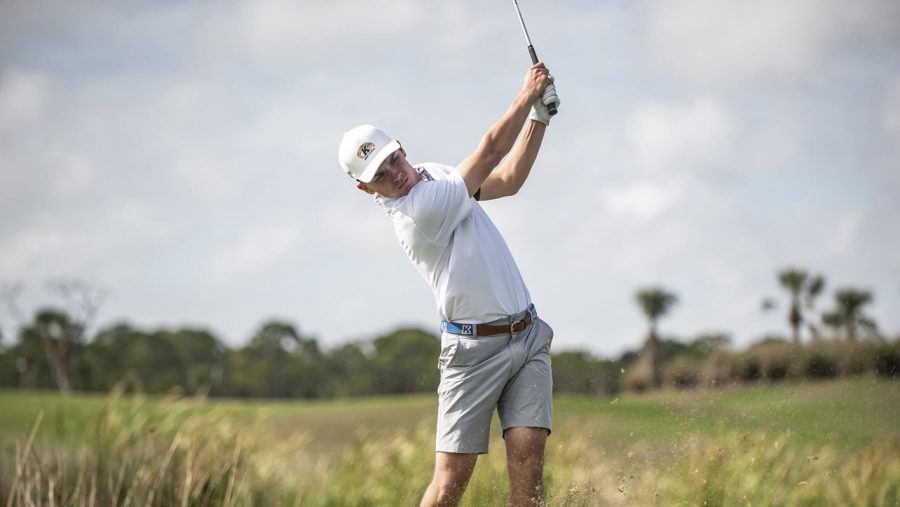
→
(556, 378, 900, 450)
(3, 377, 896, 451)
(1, 378, 898, 505)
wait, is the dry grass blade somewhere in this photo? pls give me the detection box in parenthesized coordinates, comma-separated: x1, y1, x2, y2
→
(7, 411, 44, 507)
(146, 432, 183, 506)
(47, 474, 55, 507)
(111, 456, 127, 506)
(223, 435, 243, 507)
(181, 448, 194, 507)
(88, 473, 96, 507)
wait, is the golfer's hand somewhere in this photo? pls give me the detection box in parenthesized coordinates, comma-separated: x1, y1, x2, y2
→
(522, 62, 552, 101)
(529, 80, 560, 126)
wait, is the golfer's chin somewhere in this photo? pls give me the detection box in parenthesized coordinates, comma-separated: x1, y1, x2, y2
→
(401, 179, 418, 196)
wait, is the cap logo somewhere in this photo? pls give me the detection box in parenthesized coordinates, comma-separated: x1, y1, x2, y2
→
(357, 142, 376, 160)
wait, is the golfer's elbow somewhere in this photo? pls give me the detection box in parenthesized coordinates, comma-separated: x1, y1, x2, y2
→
(484, 118, 526, 163)
(502, 187, 520, 198)
(500, 172, 525, 197)
(477, 136, 506, 169)
(509, 180, 526, 196)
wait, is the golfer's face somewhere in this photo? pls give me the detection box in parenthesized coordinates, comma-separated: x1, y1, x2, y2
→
(366, 149, 418, 198)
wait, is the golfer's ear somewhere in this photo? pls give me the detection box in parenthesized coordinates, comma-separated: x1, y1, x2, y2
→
(356, 182, 373, 194)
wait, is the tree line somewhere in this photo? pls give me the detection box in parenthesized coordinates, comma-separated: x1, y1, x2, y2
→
(630, 267, 888, 390)
(0, 267, 897, 398)
(0, 313, 445, 399)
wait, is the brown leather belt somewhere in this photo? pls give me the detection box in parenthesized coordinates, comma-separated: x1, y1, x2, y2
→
(442, 308, 534, 337)
(477, 312, 533, 336)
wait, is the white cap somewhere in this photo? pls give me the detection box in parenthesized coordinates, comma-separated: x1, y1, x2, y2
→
(338, 124, 401, 183)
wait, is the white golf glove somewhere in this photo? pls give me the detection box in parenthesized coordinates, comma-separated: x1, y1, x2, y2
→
(528, 82, 560, 126)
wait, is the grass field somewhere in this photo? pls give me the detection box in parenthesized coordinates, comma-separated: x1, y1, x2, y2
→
(1, 377, 899, 505)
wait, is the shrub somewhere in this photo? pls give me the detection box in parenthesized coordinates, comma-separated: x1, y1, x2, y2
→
(621, 360, 652, 392)
(737, 355, 762, 382)
(551, 351, 621, 395)
(664, 356, 701, 389)
(874, 343, 900, 378)
(764, 355, 792, 381)
(804, 351, 839, 379)
(753, 342, 802, 382)
(832, 341, 874, 375)
(700, 350, 738, 387)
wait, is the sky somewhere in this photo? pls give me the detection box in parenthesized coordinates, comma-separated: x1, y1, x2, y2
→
(1, 0, 899, 357)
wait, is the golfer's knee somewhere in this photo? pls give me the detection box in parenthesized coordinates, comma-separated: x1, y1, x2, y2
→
(428, 475, 468, 504)
(509, 450, 544, 473)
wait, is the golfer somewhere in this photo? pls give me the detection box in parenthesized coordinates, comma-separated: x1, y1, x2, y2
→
(339, 63, 559, 506)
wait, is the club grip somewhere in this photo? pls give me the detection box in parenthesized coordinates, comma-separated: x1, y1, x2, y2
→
(542, 85, 559, 116)
(528, 45, 558, 116)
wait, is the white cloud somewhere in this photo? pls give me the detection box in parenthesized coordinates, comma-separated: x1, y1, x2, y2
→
(885, 76, 900, 136)
(827, 212, 863, 257)
(0, 202, 169, 280)
(0, 69, 50, 128)
(628, 99, 733, 172)
(318, 199, 398, 252)
(210, 225, 300, 282)
(602, 181, 682, 221)
(186, 0, 502, 67)
(226, 0, 422, 62)
(0, 228, 76, 279)
(169, 156, 238, 200)
(51, 151, 95, 197)
(646, 0, 900, 80)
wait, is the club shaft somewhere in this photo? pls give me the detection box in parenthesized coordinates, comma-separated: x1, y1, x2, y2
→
(512, 0, 558, 116)
(512, 0, 536, 54)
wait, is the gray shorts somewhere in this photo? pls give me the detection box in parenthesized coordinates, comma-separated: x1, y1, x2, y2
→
(436, 306, 554, 454)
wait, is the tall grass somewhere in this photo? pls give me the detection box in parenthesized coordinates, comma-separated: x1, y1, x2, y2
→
(1, 388, 315, 506)
(2, 385, 899, 506)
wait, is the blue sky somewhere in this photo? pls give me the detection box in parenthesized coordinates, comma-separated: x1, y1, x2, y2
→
(1, 0, 899, 356)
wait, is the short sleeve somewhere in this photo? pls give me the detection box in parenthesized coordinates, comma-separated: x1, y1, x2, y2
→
(406, 169, 472, 244)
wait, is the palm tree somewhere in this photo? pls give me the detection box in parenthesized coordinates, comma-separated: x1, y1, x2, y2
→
(778, 268, 807, 344)
(635, 287, 678, 388)
(832, 288, 875, 342)
(804, 275, 826, 340)
(777, 268, 826, 344)
(821, 311, 844, 339)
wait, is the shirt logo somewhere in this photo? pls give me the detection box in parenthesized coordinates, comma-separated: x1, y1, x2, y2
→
(357, 142, 376, 160)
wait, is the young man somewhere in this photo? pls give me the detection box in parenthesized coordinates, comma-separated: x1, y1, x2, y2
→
(338, 63, 560, 506)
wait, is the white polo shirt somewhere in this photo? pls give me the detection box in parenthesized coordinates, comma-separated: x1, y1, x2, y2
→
(375, 163, 531, 324)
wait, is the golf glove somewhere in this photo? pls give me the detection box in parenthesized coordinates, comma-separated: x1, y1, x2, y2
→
(529, 83, 560, 126)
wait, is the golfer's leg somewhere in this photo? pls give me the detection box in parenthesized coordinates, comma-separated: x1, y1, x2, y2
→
(420, 452, 478, 507)
(504, 427, 549, 506)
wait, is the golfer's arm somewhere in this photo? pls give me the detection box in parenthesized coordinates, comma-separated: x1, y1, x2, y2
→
(457, 91, 535, 197)
(477, 120, 545, 201)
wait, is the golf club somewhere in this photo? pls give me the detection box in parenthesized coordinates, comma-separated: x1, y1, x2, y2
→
(512, 0, 558, 115)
